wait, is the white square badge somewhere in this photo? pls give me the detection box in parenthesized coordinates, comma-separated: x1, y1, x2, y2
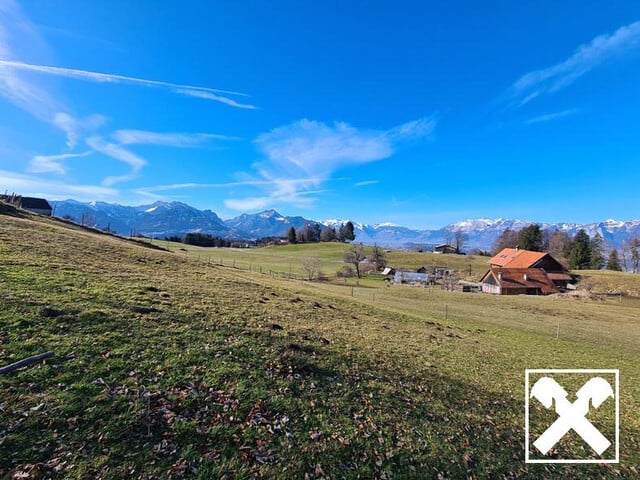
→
(525, 369, 619, 463)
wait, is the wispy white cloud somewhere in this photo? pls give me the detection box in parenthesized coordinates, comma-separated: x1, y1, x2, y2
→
(174, 88, 257, 110)
(224, 116, 435, 210)
(255, 119, 392, 177)
(112, 129, 237, 147)
(54, 112, 105, 148)
(386, 117, 436, 140)
(0, 1, 60, 121)
(525, 109, 580, 125)
(355, 180, 379, 187)
(0, 3, 107, 149)
(254, 117, 434, 178)
(86, 136, 147, 186)
(0, 0, 254, 195)
(137, 177, 325, 194)
(506, 21, 640, 108)
(0, 168, 117, 200)
(0, 59, 257, 109)
(29, 151, 92, 175)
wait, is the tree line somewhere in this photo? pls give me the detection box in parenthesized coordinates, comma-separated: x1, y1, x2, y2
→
(492, 224, 640, 272)
(162, 221, 358, 248)
(287, 221, 355, 244)
(165, 233, 249, 248)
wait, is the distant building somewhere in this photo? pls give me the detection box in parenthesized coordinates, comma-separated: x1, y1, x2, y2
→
(444, 280, 483, 293)
(433, 244, 457, 254)
(480, 248, 573, 295)
(417, 265, 454, 277)
(0, 194, 52, 216)
(381, 267, 396, 276)
(393, 271, 430, 285)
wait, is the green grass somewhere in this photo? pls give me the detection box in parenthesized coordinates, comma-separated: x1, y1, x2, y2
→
(153, 239, 491, 281)
(575, 269, 640, 297)
(1, 212, 639, 479)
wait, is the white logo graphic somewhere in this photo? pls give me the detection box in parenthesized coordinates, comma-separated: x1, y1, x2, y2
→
(525, 369, 619, 464)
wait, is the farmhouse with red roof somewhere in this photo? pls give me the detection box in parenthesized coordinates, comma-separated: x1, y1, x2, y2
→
(480, 247, 573, 295)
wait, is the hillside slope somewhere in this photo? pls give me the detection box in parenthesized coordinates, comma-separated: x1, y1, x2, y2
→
(1, 210, 638, 478)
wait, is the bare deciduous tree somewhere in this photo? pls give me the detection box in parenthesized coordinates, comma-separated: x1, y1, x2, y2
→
(547, 230, 572, 264)
(370, 244, 387, 270)
(623, 236, 640, 273)
(492, 229, 519, 254)
(301, 257, 322, 281)
(454, 230, 467, 254)
(343, 243, 365, 278)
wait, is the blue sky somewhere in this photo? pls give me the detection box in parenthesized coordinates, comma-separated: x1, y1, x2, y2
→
(1, 0, 639, 228)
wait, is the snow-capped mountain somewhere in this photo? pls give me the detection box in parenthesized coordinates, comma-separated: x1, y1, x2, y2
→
(225, 209, 312, 238)
(445, 218, 640, 250)
(322, 217, 640, 250)
(50, 199, 640, 250)
(52, 200, 235, 238)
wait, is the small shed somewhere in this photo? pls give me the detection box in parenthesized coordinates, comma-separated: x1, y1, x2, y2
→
(444, 280, 482, 293)
(381, 267, 396, 276)
(393, 271, 430, 285)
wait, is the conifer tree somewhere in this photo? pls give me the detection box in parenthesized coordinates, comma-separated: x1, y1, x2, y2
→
(568, 229, 591, 270)
(606, 249, 622, 271)
(589, 233, 605, 269)
(287, 226, 297, 244)
(518, 224, 543, 251)
(343, 221, 356, 241)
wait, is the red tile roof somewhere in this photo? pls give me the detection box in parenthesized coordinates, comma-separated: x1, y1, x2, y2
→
(489, 248, 547, 268)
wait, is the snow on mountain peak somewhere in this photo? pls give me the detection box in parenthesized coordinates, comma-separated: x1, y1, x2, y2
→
(259, 209, 281, 219)
(604, 219, 624, 228)
(50, 199, 640, 250)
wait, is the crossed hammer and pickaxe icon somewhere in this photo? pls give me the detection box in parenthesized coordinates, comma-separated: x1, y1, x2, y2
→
(530, 376, 614, 455)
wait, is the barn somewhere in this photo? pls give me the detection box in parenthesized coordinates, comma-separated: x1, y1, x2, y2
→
(0, 195, 53, 216)
(480, 268, 559, 295)
(433, 244, 457, 254)
(480, 248, 574, 295)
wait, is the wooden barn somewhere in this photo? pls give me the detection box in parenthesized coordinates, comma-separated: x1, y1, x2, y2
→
(433, 244, 457, 254)
(480, 248, 573, 295)
(480, 267, 559, 295)
(0, 194, 52, 216)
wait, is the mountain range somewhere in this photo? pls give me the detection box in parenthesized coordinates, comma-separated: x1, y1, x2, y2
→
(51, 200, 640, 251)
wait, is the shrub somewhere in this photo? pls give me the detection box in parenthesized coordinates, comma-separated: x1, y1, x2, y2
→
(336, 266, 355, 278)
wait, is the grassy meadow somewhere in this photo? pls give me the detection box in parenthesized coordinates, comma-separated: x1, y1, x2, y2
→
(1, 209, 639, 479)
